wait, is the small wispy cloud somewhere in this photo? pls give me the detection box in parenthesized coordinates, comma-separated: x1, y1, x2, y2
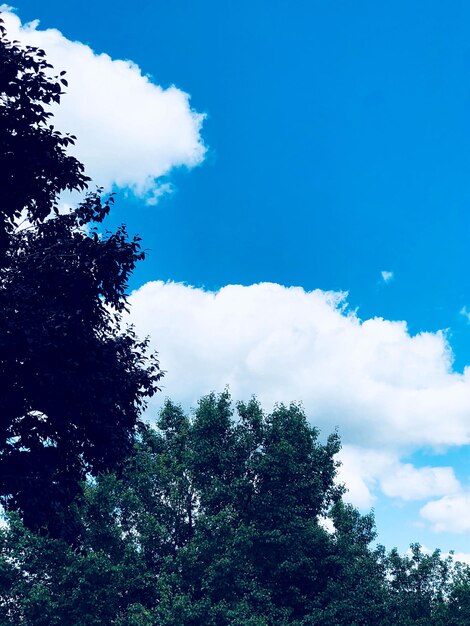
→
(381, 270, 394, 284)
(460, 306, 470, 323)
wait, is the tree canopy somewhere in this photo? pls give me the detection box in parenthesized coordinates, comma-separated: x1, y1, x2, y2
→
(0, 13, 162, 540)
(0, 16, 88, 257)
(2, 392, 470, 625)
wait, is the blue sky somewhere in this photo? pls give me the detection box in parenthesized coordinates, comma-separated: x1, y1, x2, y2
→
(8, 1, 470, 557)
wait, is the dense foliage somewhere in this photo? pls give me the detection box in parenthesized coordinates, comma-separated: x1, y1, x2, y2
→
(0, 15, 162, 540)
(1, 392, 470, 625)
(0, 17, 87, 258)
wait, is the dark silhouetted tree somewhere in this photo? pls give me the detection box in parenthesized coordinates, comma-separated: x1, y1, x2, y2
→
(0, 13, 162, 541)
(0, 15, 88, 258)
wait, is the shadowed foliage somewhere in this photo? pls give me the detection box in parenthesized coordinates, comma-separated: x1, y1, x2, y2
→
(0, 13, 162, 541)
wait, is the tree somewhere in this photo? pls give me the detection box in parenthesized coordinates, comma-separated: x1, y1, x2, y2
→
(2, 391, 470, 625)
(0, 14, 162, 540)
(383, 544, 457, 626)
(0, 14, 88, 258)
(318, 502, 387, 625)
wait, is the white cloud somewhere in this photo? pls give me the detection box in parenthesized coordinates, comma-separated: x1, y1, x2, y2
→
(1, 8, 206, 202)
(460, 306, 470, 323)
(381, 270, 394, 284)
(420, 494, 470, 533)
(337, 446, 460, 509)
(127, 281, 470, 449)
(336, 446, 387, 509)
(124, 279, 470, 524)
(380, 463, 460, 501)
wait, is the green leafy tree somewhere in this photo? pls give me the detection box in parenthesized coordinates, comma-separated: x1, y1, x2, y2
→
(382, 544, 470, 626)
(445, 560, 470, 625)
(2, 392, 470, 625)
(318, 502, 387, 625)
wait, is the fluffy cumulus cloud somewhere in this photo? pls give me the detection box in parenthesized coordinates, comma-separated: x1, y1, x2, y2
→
(381, 270, 394, 283)
(338, 446, 461, 509)
(1, 8, 206, 202)
(380, 463, 460, 501)
(126, 281, 470, 514)
(128, 281, 470, 449)
(420, 494, 470, 533)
